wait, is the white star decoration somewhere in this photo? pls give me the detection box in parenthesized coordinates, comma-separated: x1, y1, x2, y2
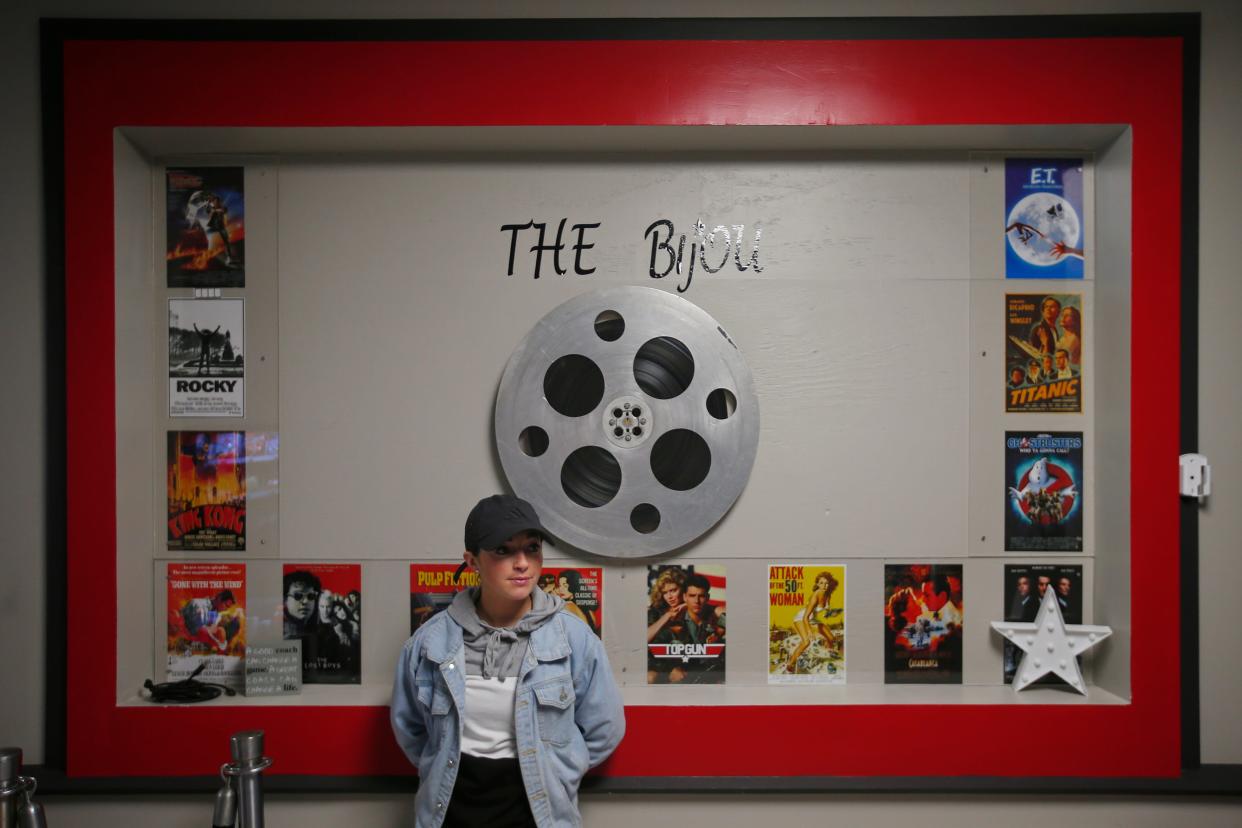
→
(991, 586, 1112, 694)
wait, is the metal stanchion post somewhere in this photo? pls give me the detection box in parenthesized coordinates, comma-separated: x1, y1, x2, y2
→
(0, 748, 47, 828)
(223, 731, 271, 828)
(0, 748, 19, 828)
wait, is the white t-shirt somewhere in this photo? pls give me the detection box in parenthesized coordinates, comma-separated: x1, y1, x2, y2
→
(461, 675, 518, 759)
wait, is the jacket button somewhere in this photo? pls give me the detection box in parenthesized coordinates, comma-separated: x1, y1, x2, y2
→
(446, 663, 455, 670)
(448, 759, 455, 767)
(436, 802, 444, 810)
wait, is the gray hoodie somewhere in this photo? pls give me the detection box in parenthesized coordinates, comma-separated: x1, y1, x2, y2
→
(446, 586, 564, 678)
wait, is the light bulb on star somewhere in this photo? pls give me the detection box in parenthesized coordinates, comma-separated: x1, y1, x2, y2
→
(990, 585, 1111, 694)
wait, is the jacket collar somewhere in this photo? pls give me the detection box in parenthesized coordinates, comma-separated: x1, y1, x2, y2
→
(423, 609, 572, 663)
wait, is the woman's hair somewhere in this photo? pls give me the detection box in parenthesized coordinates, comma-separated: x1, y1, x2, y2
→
(558, 569, 582, 594)
(283, 570, 322, 596)
(1060, 305, 1081, 334)
(648, 567, 686, 606)
(814, 571, 840, 598)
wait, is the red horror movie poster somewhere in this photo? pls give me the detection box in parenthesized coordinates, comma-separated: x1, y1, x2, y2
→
(166, 561, 246, 688)
(166, 431, 246, 551)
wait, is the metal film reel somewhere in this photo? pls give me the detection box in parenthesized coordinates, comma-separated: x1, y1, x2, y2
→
(495, 286, 759, 558)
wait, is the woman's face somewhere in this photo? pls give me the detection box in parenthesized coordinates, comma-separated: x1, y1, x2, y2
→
(815, 574, 830, 591)
(661, 582, 682, 608)
(1060, 308, 1076, 332)
(556, 575, 573, 599)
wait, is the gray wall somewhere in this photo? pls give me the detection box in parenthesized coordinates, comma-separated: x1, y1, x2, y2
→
(2, 0, 1238, 824)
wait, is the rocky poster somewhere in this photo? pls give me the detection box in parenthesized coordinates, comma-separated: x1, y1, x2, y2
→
(168, 298, 244, 417)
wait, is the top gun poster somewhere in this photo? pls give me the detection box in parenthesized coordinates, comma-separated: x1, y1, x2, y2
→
(166, 166, 245, 287)
(646, 564, 727, 685)
(1004, 157, 1084, 279)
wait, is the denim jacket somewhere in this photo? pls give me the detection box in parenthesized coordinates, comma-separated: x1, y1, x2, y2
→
(391, 609, 625, 827)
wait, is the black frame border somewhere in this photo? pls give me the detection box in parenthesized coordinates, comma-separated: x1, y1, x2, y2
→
(37, 12, 1226, 796)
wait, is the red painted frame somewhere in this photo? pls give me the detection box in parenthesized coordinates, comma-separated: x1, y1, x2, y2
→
(62, 35, 1182, 778)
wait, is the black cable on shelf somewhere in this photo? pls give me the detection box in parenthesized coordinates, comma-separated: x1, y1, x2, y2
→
(142, 661, 236, 704)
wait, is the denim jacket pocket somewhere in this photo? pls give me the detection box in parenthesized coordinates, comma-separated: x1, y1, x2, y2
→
(531, 674, 575, 747)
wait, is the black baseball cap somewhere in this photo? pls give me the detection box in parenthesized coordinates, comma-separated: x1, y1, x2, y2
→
(456, 495, 547, 582)
(464, 494, 547, 554)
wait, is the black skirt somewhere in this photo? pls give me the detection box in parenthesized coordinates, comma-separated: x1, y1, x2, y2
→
(443, 753, 538, 828)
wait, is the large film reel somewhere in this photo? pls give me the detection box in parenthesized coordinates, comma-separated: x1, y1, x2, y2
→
(495, 286, 759, 558)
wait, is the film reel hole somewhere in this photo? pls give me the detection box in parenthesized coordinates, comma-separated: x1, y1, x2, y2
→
(561, 446, 622, 508)
(650, 429, 712, 491)
(519, 426, 549, 457)
(706, 388, 737, 420)
(594, 310, 625, 342)
(634, 336, 694, 400)
(544, 354, 605, 417)
(630, 503, 661, 534)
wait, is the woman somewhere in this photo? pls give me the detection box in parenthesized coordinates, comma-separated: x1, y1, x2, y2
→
(784, 571, 839, 674)
(645, 567, 688, 683)
(391, 495, 624, 828)
(1057, 305, 1082, 365)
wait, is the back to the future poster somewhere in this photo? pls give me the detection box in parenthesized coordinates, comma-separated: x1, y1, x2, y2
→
(1005, 431, 1084, 552)
(166, 166, 245, 287)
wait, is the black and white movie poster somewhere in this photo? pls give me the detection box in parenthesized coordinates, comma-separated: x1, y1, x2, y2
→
(169, 298, 244, 418)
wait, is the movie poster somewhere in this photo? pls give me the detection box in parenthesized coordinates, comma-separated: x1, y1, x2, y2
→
(539, 567, 603, 637)
(168, 298, 244, 418)
(1005, 431, 1084, 552)
(883, 563, 963, 684)
(646, 564, 726, 685)
(1003, 564, 1084, 684)
(166, 431, 246, 551)
(1004, 158, 1084, 279)
(768, 564, 845, 684)
(166, 166, 245, 286)
(1005, 293, 1083, 413)
(409, 563, 479, 636)
(166, 562, 246, 688)
(281, 563, 361, 684)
